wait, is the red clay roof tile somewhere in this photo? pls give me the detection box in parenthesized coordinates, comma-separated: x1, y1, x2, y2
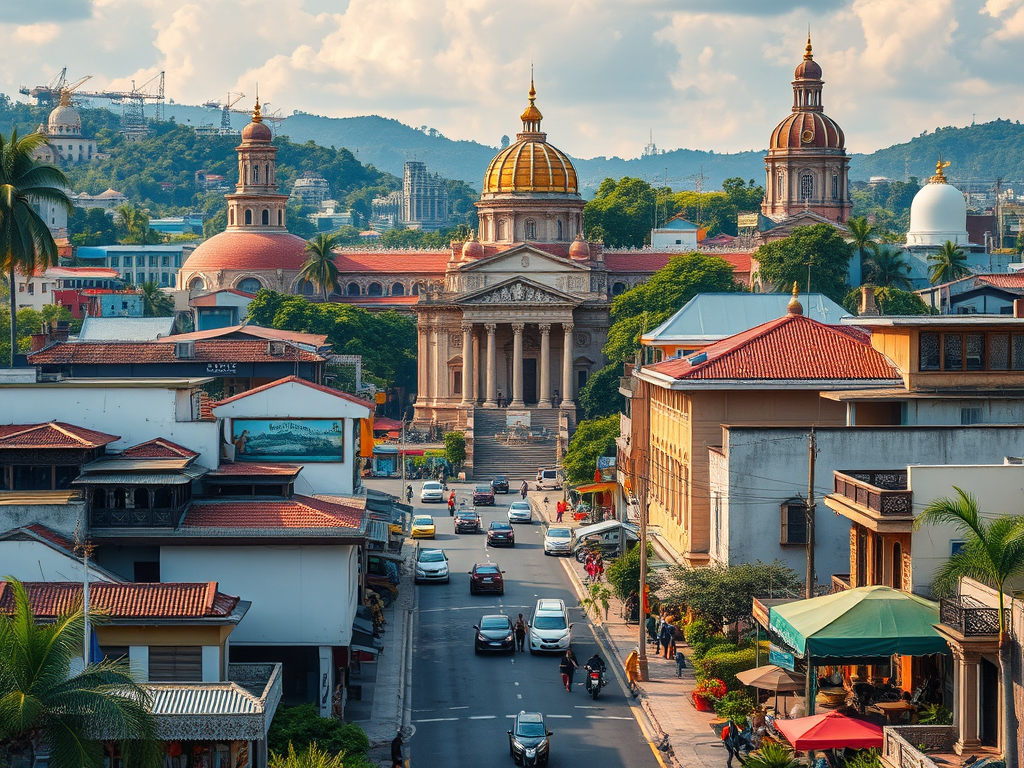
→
(646, 313, 900, 382)
(181, 495, 365, 530)
(212, 375, 374, 409)
(28, 339, 323, 365)
(120, 438, 199, 460)
(158, 325, 328, 347)
(0, 422, 120, 449)
(0, 581, 239, 619)
(331, 251, 451, 274)
(207, 462, 303, 476)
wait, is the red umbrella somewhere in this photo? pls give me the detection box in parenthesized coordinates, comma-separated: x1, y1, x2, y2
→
(774, 711, 884, 751)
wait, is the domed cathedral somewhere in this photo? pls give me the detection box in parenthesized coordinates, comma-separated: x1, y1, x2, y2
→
(758, 37, 852, 244)
(33, 91, 98, 165)
(412, 81, 616, 478)
(177, 99, 309, 295)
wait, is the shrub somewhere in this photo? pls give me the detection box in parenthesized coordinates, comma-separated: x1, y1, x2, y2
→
(605, 542, 661, 601)
(843, 749, 881, 768)
(268, 704, 370, 757)
(696, 644, 758, 690)
(443, 431, 466, 468)
(744, 742, 801, 768)
(683, 617, 718, 647)
(714, 690, 757, 728)
(917, 704, 953, 725)
(693, 678, 727, 699)
(691, 637, 733, 663)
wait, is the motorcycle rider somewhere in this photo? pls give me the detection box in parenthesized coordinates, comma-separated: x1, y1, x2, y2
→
(583, 652, 606, 693)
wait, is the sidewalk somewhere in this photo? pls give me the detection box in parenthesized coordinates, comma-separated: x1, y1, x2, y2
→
(532, 492, 725, 768)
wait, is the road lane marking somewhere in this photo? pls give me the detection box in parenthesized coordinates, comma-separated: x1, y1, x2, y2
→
(574, 705, 600, 709)
(517, 694, 522, 699)
(449, 706, 469, 710)
(585, 715, 633, 720)
(414, 718, 459, 723)
(547, 714, 572, 718)
(469, 715, 496, 720)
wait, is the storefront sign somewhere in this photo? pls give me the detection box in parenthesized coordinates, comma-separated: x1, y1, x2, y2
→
(205, 362, 237, 375)
(769, 644, 796, 671)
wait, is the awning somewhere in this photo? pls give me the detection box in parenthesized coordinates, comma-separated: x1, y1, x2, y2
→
(573, 481, 618, 495)
(775, 711, 883, 750)
(769, 585, 949, 661)
(352, 608, 383, 656)
(366, 519, 389, 545)
(372, 417, 403, 431)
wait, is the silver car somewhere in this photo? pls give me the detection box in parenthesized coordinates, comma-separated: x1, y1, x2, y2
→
(414, 548, 450, 583)
(543, 527, 572, 555)
(420, 481, 445, 503)
(508, 500, 533, 523)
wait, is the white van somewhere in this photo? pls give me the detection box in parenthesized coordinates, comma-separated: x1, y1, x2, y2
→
(528, 598, 572, 654)
(535, 468, 562, 491)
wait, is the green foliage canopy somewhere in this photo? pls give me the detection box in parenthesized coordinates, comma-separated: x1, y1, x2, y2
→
(443, 431, 466, 467)
(267, 704, 370, 763)
(661, 560, 801, 627)
(843, 286, 931, 316)
(753, 224, 853, 302)
(562, 414, 619, 486)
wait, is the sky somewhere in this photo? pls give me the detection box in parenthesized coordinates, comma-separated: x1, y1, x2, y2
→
(3, 0, 1024, 159)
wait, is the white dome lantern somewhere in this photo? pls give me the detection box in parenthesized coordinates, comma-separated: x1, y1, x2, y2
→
(906, 160, 969, 247)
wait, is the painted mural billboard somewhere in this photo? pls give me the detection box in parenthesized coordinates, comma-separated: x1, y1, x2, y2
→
(232, 419, 345, 462)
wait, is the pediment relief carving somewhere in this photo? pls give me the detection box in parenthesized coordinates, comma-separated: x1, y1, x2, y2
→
(462, 279, 574, 306)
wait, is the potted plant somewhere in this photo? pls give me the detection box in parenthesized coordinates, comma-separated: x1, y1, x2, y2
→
(693, 678, 727, 711)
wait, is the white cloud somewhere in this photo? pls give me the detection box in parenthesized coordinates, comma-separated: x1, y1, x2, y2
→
(0, 0, 1022, 161)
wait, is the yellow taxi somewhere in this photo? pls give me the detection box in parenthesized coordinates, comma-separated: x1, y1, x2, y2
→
(410, 515, 436, 539)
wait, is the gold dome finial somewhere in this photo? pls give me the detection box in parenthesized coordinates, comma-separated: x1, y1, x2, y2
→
(520, 70, 543, 132)
(805, 30, 813, 60)
(253, 84, 263, 123)
(787, 281, 804, 315)
(930, 158, 950, 184)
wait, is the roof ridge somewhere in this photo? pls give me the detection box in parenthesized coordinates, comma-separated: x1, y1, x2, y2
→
(204, 581, 217, 612)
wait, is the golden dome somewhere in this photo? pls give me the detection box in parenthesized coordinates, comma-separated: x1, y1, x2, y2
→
(482, 81, 578, 195)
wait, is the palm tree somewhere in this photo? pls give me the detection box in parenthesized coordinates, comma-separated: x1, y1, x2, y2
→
(865, 245, 913, 290)
(139, 281, 175, 317)
(114, 204, 158, 245)
(299, 233, 341, 302)
(927, 241, 971, 285)
(847, 216, 877, 280)
(0, 130, 72, 367)
(0, 578, 160, 768)
(915, 488, 1024, 768)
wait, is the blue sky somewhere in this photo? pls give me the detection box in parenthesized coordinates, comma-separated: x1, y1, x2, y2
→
(3, 0, 1023, 158)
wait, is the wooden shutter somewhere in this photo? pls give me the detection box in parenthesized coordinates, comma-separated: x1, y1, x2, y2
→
(148, 646, 202, 682)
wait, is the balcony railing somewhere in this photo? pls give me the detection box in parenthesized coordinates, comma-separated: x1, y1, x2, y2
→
(940, 595, 1000, 636)
(833, 471, 913, 516)
(91, 508, 178, 527)
(831, 574, 852, 593)
(881, 726, 956, 768)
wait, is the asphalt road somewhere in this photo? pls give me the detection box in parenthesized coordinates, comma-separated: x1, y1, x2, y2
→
(402, 481, 662, 768)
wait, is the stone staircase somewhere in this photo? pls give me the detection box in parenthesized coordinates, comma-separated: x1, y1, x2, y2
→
(471, 408, 564, 481)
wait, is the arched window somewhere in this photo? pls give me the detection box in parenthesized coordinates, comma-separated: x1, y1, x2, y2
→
(497, 219, 507, 241)
(611, 281, 627, 296)
(557, 220, 563, 240)
(525, 219, 537, 239)
(832, 174, 839, 201)
(238, 278, 262, 294)
(253, 165, 260, 183)
(113, 488, 127, 509)
(265, 163, 270, 183)
(391, 282, 406, 296)
(412, 283, 420, 296)
(874, 534, 884, 585)
(346, 282, 361, 296)
(299, 280, 315, 296)
(892, 542, 903, 590)
(800, 174, 814, 201)
(261, 209, 269, 225)
(244, 209, 253, 225)
(188, 277, 205, 292)
(229, 209, 235, 226)
(277, 210, 283, 226)
(367, 282, 383, 296)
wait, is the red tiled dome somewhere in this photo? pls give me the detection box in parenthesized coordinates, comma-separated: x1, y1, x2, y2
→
(241, 120, 272, 143)
(181, 230, 308, 272)
(770, 111, 844, 151)
(794, 57, 822, 80)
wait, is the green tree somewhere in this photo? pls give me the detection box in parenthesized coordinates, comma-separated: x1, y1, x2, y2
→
(927, 241, 971, 285)
(68, 207, 118, 247)
(114, 203, 159, 244)
(0, 578, 160, 768)
(604, 252, 740, 365)
(864, 245, 913, 290)
(916, 489, 1024, 768)
(660, 561, 801, 628)
(605, 542, 661, 601)
(753, 224, 853, 302)
(847, 216, 877, 282)
(584, 177, 658, 248)
(443, 431, 466, 468)
(267, 704, 370, 759)
(562, 414, 618, 485)
(843, 286, 930, 316)
(0, 129, 72, 367)
(138, 281, 175, 317)
(299, 233, 342, 301)
(577, 363, 622, 420)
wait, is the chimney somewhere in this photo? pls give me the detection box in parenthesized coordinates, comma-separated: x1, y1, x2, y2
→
(30, 333, 48, 352)
(860, 286, 880, 317)
(51, 321, 70, 343)
(1014, 299, 1024, 319)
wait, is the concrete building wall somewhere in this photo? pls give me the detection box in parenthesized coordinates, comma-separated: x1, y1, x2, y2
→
(0, 502, 87, 538)
(0, 539, 119, 583)
(160, 545, 360, 646)
(718, 425, 1024, 585)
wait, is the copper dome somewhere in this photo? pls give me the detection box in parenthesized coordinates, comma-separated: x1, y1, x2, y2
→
(181, 230, 308, 273)
(769, 111, 845, 151)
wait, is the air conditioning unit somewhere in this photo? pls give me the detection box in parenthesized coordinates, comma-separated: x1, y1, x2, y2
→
(174, 341, 195, 359)
(267, 340, 287, 356)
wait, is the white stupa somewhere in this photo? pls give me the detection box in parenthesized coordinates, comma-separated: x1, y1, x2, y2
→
(906, 160, 969, 247)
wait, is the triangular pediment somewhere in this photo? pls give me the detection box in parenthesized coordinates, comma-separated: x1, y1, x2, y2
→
(458, 243, 588, 273)
(458, 275, 580, 306)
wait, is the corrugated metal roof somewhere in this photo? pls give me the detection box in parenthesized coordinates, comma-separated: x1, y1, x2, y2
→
(643, 292, 851, 344)
(78, 316, 177, 342)
(83, 458, 195, 472)
(366, 518, 389, 544)
(73, 472, 195, 485)
(149, 684, 263, 715)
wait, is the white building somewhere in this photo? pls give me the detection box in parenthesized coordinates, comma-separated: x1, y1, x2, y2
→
(650, 215, 700, 250)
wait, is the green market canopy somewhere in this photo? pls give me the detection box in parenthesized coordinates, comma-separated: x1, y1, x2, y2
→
(768, 585, 949, 661)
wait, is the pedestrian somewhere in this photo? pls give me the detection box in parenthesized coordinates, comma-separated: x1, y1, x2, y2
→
(659, 621, 674, 659)
(666, 636, 677, 661)
(447, 491, 455, 516)
(391, 730, 404, 768)
(555, 499, 566, 522)
(646, 614, 658, 646)
(675, 646, 687, 677)
(624, 648, 640, 696)
(559, 650, 577, 692)
(514, 614, 527, 652)
(624, 591, 639, 624)
(497, 390, 504, 408)
(593, 554, 604, 583)
(520, 480, 528, 499)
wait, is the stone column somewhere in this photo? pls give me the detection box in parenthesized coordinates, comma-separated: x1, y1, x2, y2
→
(538, 323, 552, 408)
(474, 327, 483, 404)
(954, 648, 984, 754)
(561, 322, 575, 408)
(461, 322, 474, 405)
(417, 323, 430, 403)
(484, 323, 497, 408)
(511, 322, 525, 408)
(432, 321, 443, 404)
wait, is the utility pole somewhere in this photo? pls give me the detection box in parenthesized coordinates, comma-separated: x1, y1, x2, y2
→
(401, 419, 407, 494)
(995, 177, 1004, 250)
(805, 426, 817, 599)
(637, 447, 650, 681)
(74, 525, 95, 668)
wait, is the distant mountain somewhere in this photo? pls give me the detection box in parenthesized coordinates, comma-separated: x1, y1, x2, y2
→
(77, 101, 1024, 194)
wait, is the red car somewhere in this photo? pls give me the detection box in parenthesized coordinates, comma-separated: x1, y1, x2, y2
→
(473, 485, 495, 505)
(486, 521, 515, 547)
(469, 562, 505, 595)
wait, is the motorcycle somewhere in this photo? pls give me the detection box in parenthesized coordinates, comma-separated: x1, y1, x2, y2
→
(585, 666, 605, 700)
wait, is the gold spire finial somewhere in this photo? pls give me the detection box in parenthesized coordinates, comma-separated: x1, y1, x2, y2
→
(529, 64, 536, 103)
(253, 84, 262, 123)
(804, 30, 813, 60)
(787, 281, 804, 315)
(930, 158, 951, 184)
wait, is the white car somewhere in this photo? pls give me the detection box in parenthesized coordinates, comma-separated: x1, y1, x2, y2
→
(535, 469, 562, 491)
(414, 548, 450, 583)
(528, 598, 572, 654)
(507, 500, 533, 524)
(543, 527, 573, 555)
(421, 481, 445, 503)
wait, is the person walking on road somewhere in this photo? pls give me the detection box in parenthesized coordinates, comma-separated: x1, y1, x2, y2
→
(625, 648, 640, 696)
(520, 480, 529, 499)
(559, 650, 578, 692)
(555, 499, 566, 522)
(391, 730, 404, 768)
(514, 614, 527, 652)
(447, 491, 456, 516)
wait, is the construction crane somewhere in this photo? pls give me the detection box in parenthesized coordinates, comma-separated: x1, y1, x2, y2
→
(226, 98, 284, 136)
(204, 92, 246, 130)
(19, 68, 67, 106)
(81, 71, 166, 138)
